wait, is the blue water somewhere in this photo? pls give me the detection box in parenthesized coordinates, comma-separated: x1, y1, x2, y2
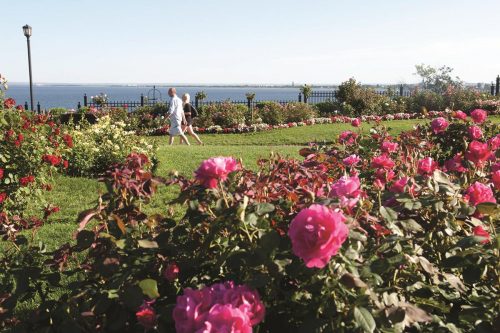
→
(6, 84, 309, 109)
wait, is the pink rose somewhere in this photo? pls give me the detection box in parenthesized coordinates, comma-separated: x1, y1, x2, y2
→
(464, 182, 496, 206)
(371, 154, 395, 170)
(453, 110, 467, 120)
(136, 302, 156, 329)
(373, 179, 385, 190)
(470, 109, 487, 124)
(329, 176, 360, 198)
(173, 289, 211, 333)
(417, 157, 438, 176)
(375, 168, 395, 183)
(492, 170, 500, 190)
(197, 304, 252, 333)
(163, 262, 179, 282)
(380, 141, 399, 153)
(493, 162, 500, 172)
(339, 131, 358, 145)
(343, 154, 361, 167)
(195, 157, 240, 189)
(488, 134, 500, 151)
(444, 154, 467, 173)
(222, 285, 265, 326)
(473, 225, 490, 244)
(467, 125, 483, 140)
(431, 117, 449, 134)
(465, 141, 492, 166)
(288, 204, 349, 268)
(351, 118, 361, 127)
(389, 177, 409, 193)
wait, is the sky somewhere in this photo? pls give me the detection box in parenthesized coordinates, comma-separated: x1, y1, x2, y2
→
(1, 0, 500, 85)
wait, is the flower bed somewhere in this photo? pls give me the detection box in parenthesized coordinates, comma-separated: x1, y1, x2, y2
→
(2, 110, 498, 332)
(147, 109, 499, 136)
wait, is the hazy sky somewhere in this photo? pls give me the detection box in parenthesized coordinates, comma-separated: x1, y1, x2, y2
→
(2, 0, 500, 84)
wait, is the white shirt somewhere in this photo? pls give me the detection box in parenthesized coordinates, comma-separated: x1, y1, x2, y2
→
(168, 95, 183, 127)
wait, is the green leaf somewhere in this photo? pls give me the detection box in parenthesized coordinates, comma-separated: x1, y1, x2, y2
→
(476, 202, 498, 216)
(254, 203, 275, 216)
(441, 256, 469, 268)
(137, 240, 159, 248)
(399, 219, 423, 232)
(380, 206, 397, 222)
(138, 279, 159, 299)
(354, 306, 376, 333)
(456, 236, 483, 249)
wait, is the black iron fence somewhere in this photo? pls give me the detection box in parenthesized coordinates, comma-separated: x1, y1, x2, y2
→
(23, 76, 500, 112)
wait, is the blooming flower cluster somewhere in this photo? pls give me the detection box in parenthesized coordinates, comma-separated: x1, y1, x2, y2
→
(173, 282, 265, 333)
(195, 156, 241, 189)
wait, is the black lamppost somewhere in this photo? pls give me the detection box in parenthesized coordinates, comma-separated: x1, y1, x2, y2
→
(22, 24, 34, 111)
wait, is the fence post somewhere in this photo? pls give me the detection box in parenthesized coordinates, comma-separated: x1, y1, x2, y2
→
(496, 75, 500, 96)
(298, 93, 302, 103)
(24, 102, 29, 110)
(491, 83, 495, 96)
(83, 94, 88, 107)
(37, 102, 41, 114)
(140, 94, 144, 107)
(77, 102, 81, 110)
(399, 84, 404, 97)
(195, 97, 199, 109)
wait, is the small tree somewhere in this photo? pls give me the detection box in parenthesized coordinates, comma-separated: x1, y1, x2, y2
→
(300, 84, 313, 103)
(414, 64, 462, 94)
(195, 91, 207, 102)
(246, 92, 256, 123)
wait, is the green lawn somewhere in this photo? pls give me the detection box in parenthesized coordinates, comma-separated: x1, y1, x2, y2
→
(18, 117, 500, 250)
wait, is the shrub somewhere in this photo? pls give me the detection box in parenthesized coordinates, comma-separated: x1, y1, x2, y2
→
(65, 116, 156, 176)
(282, 102, 317, 122)
(195, 102, 246, 128)
(127, 103, 169, 133)
(336, 78, 388, 116)
(0, 108, 71, 231)
(255, 101, 284, 125)
(315, 101, 339, 116)
(407, 89, 446, 113)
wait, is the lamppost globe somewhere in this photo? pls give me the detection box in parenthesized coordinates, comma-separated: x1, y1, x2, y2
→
(23, 24, 32, 38)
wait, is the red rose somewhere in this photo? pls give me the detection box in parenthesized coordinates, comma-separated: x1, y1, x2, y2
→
(473, 225, 490, 244)
(3, 98, 16, 109)
(465, 141, 492, 166)
(20, 175, 35, 186)
(163, 262, 180, 282)
(0, 192, 6, 204)
(62, 134, 73, 148)
(0, 168, 3, 179)
(136, 303, 156, 329)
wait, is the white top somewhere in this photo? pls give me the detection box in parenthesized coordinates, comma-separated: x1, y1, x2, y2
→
(168, 95, 184, 127)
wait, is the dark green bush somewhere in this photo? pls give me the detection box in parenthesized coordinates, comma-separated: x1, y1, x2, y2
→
(336, 78, 388, 116)
(256, 101, 285, 125)
(195, 102, 246, 127)
(282, 102, 317, 122)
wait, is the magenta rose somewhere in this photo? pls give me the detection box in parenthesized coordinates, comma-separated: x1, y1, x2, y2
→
(343, 154, 361, 167)
(444, 154, 467, 173)
(351, 118, 361, 127)
(492, 170, 500, 190)
(431, 117, 449, 134)
(465, 141, 492, 166)
(288, 204, 349, 268)
(464, 182, 496, 206)
(329, 176, 360, 197)
(380, 141, 399, 153)
(136, 302, 157, 329)
(0, 168, 3, 179)
(488, 134, 500, 151)
(195, 157, 240, 189)
(173, 288, 211, 333)
(470, 109, 487, 124)
(389, 177, 409, 193)
(417, 157, 438, 176)
(339, 131, 358, 145)
(453, 110, 467, 120)
(468, 126, 483, 140)
(473, 226, 490, 244)
(197, 304, 252, 333)
(163, 262, 179, 282)
(222, 285, 265, 326)
(371, 154, 395, 170)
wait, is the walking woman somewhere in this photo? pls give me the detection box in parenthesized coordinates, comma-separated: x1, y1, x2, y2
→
(181, 93, 203, 145)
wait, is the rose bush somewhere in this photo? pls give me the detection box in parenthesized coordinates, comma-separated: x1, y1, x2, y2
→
(65, 115, 157, 176)
(1, 108, 499, 332)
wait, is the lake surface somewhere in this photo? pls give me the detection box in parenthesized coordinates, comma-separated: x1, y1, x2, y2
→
(7, 84, 314, 109)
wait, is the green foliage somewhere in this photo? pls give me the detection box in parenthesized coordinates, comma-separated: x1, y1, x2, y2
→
(195, 102, 247, 128)
(414, 64, 463, 94)
(336, 78, 389, 116)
